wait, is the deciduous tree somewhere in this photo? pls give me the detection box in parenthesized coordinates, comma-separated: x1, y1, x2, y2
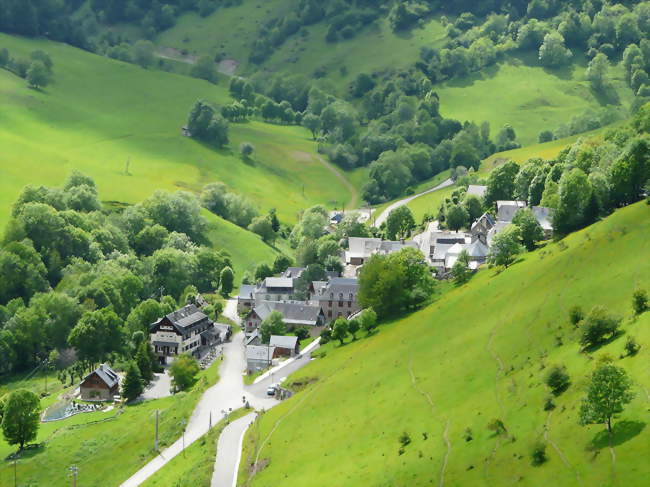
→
(1, 389, 40, 450)
(579, 364, 634, 433)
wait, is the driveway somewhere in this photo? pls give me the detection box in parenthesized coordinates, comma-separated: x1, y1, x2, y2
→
(142, 371, 171, 400)
(121, 300, 318, 487)
(373, 178, 454, 227)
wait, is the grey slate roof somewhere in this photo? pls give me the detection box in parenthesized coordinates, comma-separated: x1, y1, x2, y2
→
(283, 267, 306, 278)
(466, 239, 489, 259)
(311, 277, 359, 301)
(86, 364, 119, 389)
(496, 201, 527, 222)
(246, 345, 274, 361)
(270, 335, 299, 349)
(471, 212, 496, 233)
(254, 301, 323, 325)
(165, 304, 208, 329)
(264, 277, 294, 289)
(238, 284, 256, 300)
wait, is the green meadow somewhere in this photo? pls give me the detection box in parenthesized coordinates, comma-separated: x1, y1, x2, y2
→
(239, 202, 650, 487)
(436, 53, 633, 146)
(203, 210, 278, 285)
(0, 33, 357, 228)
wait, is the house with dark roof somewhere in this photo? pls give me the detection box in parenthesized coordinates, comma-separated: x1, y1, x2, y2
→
(149, 304, 217, 364)
(80, 364, 120, 401)
(244, 301, 325, 334)
(309, 277, 360, 321)
(270, 335, 300, 357)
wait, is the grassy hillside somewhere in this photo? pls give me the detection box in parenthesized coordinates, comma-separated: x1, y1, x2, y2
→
(0, 33, 357, 228)
(239, 202, 650, 487)
(0, 363, 221, 487)
(436, 53, 633, 146)
(203, 210, 278, 285)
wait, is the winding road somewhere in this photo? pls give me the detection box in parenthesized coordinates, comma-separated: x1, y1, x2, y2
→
(373, 178, 454, 227)
(120, 300, 319, 487)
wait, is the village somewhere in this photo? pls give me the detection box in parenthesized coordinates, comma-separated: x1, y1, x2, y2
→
(45, 184, 553, 416)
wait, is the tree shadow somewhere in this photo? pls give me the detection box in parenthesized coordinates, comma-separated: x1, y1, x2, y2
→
(4, 443, 45, 461)
(514, 50, 578, 80)
(587, 420, 646, 451)
(590, 84, 621, 106)
(581, 329, 625, 354)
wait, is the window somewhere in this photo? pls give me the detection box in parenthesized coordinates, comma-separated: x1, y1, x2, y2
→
(328, 300, 332, 306)
(339, 301, 344, 307)
(348, 301, 352, 307)
(330, 292, 334, 299)
(339, 293, 343, 299)
(349, 293, 353, 301)
(328, 310, 332, 317)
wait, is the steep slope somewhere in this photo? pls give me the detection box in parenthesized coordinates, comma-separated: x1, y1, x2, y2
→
(239, 202, 650, 487)
(0, 33, 356, 226)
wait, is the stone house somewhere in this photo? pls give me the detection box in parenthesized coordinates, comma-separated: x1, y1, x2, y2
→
(309, 277, 361, 321)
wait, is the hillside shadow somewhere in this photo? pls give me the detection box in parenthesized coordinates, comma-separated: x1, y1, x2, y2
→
(515, 50, 577, 80)
(443, 63, 500, 88)
(587, 420, 646, 451)
(591, 85, 621, 107)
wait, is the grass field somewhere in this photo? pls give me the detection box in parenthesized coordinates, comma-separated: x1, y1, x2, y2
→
(0, 33, 357, 229)
(203, 210, 278, 285)
(406, 184, 456, 225)
(238, 202, 650, 487)
(142, 408, 249, 487)
(437, 53, 633, 146)
(0, 361, 221, 487)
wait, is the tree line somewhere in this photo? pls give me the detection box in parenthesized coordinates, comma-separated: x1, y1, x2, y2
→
(0, 171, 235, 376)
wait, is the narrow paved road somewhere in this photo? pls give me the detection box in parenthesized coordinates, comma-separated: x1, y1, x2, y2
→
(373, 178, 454, 228)
(121, 300, 319, 487)
(211, 412, 257, 487)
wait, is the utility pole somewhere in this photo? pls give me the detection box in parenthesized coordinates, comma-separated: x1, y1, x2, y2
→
(209, 411, 212, 430)
(154, 409, 159, 451)
(69, 465, 78, 487)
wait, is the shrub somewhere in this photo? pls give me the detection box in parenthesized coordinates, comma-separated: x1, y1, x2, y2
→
(632, 289, 648, 315)
(531, 441, 547, 465)
(398, 431, 411, 447)
(545, 365, 570, 395)
(580, 306, 620, 350)
(543, 396, 556, 411)
(487, 418, 507, 436)
(624, 336, 641, 356)
(568, 305, 584, 326)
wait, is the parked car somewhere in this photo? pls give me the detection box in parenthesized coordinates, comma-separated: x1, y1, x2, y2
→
(266, 383, 279, 396)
